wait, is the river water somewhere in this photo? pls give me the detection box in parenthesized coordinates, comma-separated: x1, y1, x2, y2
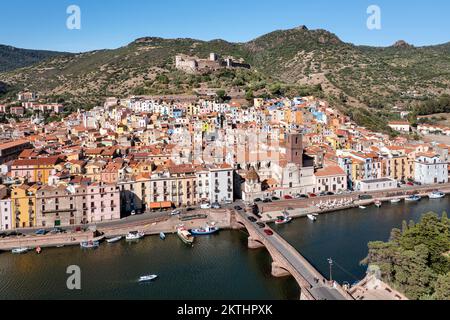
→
(0, 197, 447, 299)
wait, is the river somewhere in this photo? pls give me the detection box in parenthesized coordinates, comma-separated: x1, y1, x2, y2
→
(0, 197, 447, 299)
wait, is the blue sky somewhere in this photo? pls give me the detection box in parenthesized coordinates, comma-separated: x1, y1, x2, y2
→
(0, 0, 448, 52)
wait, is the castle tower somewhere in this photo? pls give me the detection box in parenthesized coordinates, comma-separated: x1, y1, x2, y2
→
(286, 132, 303, 166)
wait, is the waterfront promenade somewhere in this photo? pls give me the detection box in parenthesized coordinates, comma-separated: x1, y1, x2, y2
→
(2, 182, 450, 251)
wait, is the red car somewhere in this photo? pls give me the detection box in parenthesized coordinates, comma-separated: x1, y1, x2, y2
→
(407, 182, 414, 186)
(308, 193, 317, 198)
(264, 229, 274, 236)
(284, 195, 293, 200)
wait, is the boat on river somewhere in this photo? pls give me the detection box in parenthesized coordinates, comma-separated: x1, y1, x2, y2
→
(428, 191, 445, 199)
(11, 247, 28, 254)
(307, 214, 317, 221)
(275, 216, 293, 225)
(374, 201, 382, 207)
(138, 275, 158, 282)
(405, 195, 421, 202)
(390, 198, 402, 203)
(359, 206, 367, 210)
(159, 232, 166, 240)
(80, 240, 99, 249)
(106, 236, 122, 243)
(126, 231, 145, 241)
(190, 225, 220, 235)
(177, 226, 194, 245)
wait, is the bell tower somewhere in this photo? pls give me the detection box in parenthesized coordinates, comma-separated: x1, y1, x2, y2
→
(286, 132, 303, 167)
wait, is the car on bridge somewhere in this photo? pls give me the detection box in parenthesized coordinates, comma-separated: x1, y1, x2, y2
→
(256, 222, 266, 228)
(263, 229, 274, 236)
(247, 216, 257, 223)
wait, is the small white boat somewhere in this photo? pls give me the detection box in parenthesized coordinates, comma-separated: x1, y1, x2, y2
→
(159, 232, 166, 240)
(307, 214, 317, 221)
(428, 191, 445, 199)
(138, 274, 158, 282)
(405, 195, 421, 202)
(359, 206, 367, 209)
(106, 236, 123, 243)
(11, 247, 28, 254)
(390, 198, 402, 203)
(126, 231, 145, 241)
(80, 240, 100, 249)
(177, 226, 194, 245)
(374, 201, 382, 207)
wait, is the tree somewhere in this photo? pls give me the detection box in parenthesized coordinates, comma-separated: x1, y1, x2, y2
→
(433, 272, 450, 300)
(215, 90, 228, 103)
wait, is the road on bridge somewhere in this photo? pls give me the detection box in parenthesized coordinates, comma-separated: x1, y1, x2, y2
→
(237, 210, 352, 300)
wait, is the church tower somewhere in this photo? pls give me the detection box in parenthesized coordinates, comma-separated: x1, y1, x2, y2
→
(286, 132, 303, 167)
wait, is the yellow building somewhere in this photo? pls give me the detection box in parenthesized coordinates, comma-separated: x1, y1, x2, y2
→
(11, 184, 37, 229)
(11, 158, 60, 184)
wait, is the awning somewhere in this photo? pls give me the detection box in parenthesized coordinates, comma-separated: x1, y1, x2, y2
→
(149, 202, 173, 209)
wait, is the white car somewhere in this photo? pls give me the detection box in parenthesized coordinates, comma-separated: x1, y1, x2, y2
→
(171, 210, 181, 216)
(200, 203, 211, 209)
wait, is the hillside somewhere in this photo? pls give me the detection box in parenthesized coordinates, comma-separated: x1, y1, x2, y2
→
(0, 45, 67, 73)
(1, 26, 449, 129)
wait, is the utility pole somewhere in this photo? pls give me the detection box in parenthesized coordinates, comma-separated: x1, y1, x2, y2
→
(328, 258, 333, 283)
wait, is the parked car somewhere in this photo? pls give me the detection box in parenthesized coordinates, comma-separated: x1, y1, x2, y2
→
(35, 229, 47, 235)
(407, 182, 414, 186)
(200, 203, 211, 209)
(186, 207, 195, 212)
(50, 227, 65, 234)
(319, 192, 327, 197)
(264, 229, 274, 236)
(211, 202, 221, 209)
(263, 198, 272, 203)
(271, 196, 280, 201)
(234, 206, 243, 211)
(254, 198, 262, 202)
(171, 210, 181, 216)
(256, 222, 266, 228)
(248, 216, 257, 223)
(224, 200, 233, 204)
(284, 195, 293, 200)
(326, 192, 335, 196)
(308, 193, 317, 198)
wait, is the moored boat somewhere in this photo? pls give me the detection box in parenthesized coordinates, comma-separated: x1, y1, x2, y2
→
(80, 240, 99, 249)
(177, 226, 194, 245)
(126, 231, 145, 241)
(428, 191, 445, 199)
(11, 247, 28, 254)
(275, 216, 293, 225)
(359, 206, 367, 209)
(374, 201, 382, 207)
(138, 274, 158, 282)
(390, 198, 402, 203)
(106, 236, 122, 243)
(307, 214, 317, 221)
(405, 195, 421, 202)
(190, 225, 220, 235)
(36, 246, 42, 254)
(159, 232, 166, 240)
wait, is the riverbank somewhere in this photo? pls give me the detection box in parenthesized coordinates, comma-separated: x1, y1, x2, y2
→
(0, 209, 233, 252)
(260, 183, 450, 223)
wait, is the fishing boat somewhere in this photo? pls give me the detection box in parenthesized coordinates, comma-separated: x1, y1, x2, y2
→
(138, 274, 158, 282)
(106, 236, 122, 243)
(390, 198, 402, 203)
(80, 240, 99, 249)
(405, 195, 421, 202)
(177, 226, 194, 245)
(359, 206, 367, 209)
(307, 214, 317, 221)
(428, 191, 445, 199)
(126, 231, 145, 241)
(275, 216, 293, 225)
(190, 224, 220, 235)
(374, 201, 382, 207)
(11, 247, 28, 254)
(159, 232, 166, 240)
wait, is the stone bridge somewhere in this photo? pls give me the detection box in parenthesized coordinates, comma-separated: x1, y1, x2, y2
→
(232, 210, 354, 300)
